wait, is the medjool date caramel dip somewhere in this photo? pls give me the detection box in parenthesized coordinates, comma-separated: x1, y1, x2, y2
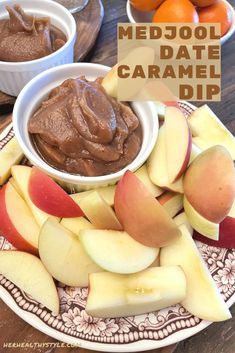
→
(0, 5, 67, 62)
(28, 77, 142, 177)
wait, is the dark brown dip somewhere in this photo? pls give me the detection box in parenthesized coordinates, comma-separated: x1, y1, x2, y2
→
(28, 77, 142, 177)
(0, 5, 67, 62)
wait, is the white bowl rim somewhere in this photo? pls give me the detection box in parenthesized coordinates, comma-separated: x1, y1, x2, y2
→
(126, 0, 235, 45)
(0, 0, 76, 67)
(13, 62, 159, 185)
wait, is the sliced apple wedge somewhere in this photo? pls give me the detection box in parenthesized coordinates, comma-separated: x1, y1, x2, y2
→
(152, 101, 180, 120)
(184, 196, 219, 240)
(114, 170, 181, 247)
(0, 137, 24, 186)
(29, 167, 83, 218)
(39, 218, 102, 287)
(158, 192, 183, 218)
(102, 64, 118, 97)
(0, 183, 39, 254)
(165, 107, 192, 183)
(0, 251, 59, 314)
(147, 126, 184, 193)
(189, 105, 235, 159)
(160, 225, 231, 322)
(73, 191, 122, 231)
(61, 216, 94, 235)
(86, 266, 186, 318)
(184, 146, 235, 223)
(189, 143, 201, 165)
(9, 177, 24, 198)
(173, 212, 193, 236)
(79, 229, 159, 274)
(11, 165, 59, 227)
(71, 185, 115, 207)
(134, 164, 164, 197)
(193, 201, 235, 248)
(102, 47, 155, 99)
(71, 165, 163, 207)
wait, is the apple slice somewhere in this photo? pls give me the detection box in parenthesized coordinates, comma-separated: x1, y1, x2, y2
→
(160, 225, 231, 322)
(184, 196, 219, 240)
(73, 191, 122, 231)
(147, 126, 184, 193)
(71, 165, 163, 207)
(193, 201, 235, 248)
(11, 165, 59, 227)
(184, 146, 235, 223)
(102, 47, 155, 99)
(9, 177, 24, 198)
(61, 216, 94, 235)
(152, 101, 166, 120)
(29, 167, 83, 218)
(135, 164, 164, 197)
(79, 229, 159, 274)
(165, 107, 192, 183)
(0, 251, 59, 314)
(0, 183, 39, 254)
(86, 266, 186, 318)
(189, 143, 201, 165)
(39, 218, 102, 287)
(152, 101, 180, 120)
(102, 64, 118, 97)
(189, 105, 235, 160)
(0, 137, 24, 186)
(158, 192, 183, 218)
(173, 212, 193, 235)
(71, 185, 115, 207)
(114, 170, 181, 248)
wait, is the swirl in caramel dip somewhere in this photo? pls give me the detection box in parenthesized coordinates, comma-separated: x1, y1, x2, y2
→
(28, 77, 142, 177)
(0, 4, 67, 62)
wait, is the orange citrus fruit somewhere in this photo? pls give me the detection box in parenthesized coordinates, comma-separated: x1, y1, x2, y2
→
(152, 0, 199, 23)
(130, 0, 165, 12)
(191, 0, 218, 7)
(197, 0, 233, 36)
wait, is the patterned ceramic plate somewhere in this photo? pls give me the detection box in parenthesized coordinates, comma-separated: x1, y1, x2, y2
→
(0, 102, 234, 352)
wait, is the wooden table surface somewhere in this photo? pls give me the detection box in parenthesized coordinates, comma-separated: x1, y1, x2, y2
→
(0, 0, 235, 352)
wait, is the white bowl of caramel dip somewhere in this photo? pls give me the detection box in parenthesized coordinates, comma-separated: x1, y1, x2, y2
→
(13, 63, 159, 191)
(0, 0, 76, 96)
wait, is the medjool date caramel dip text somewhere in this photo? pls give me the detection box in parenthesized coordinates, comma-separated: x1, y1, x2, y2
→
(0, 5, 67, 62)
(28, 77, 142, 177)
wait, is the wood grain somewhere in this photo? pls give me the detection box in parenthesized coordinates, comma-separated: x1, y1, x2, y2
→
(74, 0, 104, 62)
(0, 0, 235, 353)
(0, 92, 15, 106)
(0, 114, 12, 133)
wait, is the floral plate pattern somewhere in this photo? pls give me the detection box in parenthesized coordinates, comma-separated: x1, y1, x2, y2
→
(0, 102, 234, 352)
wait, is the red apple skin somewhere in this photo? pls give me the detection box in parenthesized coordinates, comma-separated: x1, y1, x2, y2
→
(29, 167, 84, 218)
(164, 101, 180, 109)
(0, 186, 38, 255)
(114, 170, 181, 248)
(193, 216, 235, 248)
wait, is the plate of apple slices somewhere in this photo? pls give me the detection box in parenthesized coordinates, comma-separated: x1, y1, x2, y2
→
(0, 101, 235, 352)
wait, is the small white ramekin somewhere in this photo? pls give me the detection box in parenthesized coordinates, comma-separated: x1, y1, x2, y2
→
(0, 0, 76, 96)
(13, 63, 159, 191)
